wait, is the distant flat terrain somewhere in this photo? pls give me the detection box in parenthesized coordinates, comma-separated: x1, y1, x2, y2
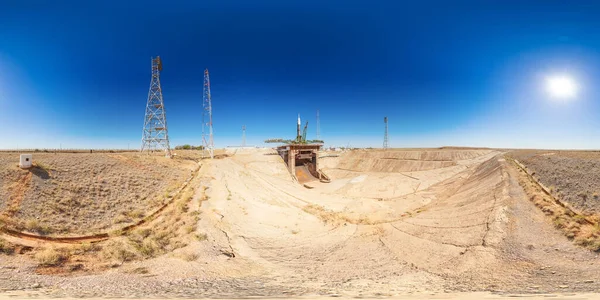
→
(510, 150, 600, 214)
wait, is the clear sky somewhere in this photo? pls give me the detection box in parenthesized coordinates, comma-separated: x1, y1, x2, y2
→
(2, 0, 600, 149)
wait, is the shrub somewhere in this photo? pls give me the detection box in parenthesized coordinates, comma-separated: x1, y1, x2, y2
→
(101, 240, 137, 263)
(178, 201, 189, 213)
(69, 242, 100, 255)
(114, 214, 130, 224)
(0, 238, 14, 255)
(136, 238, 159, 258)
(196, 233, 208, 241)
(553, 216, 566, 229)
(35, 247, 67, 266)
(126, 267, 149, 274)
(25, 219, 52, 235)
(133, 228, 152, 239)
(184, 225, 195, 234)
(574, 214, 587, 224)
(178, 251, 199, 261)
(127, 210, 145, 219)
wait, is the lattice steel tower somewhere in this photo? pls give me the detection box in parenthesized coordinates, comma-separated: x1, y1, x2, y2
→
(141, 56, 171, 157)
(202, 69, 214, 159)
(316, 110, 321, 140)
(242, 125, 246, 147)
(383, 116, 389, 149)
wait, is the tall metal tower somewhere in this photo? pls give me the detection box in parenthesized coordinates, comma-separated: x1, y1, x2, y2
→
(316, 110, 321, 140)
(242, 125, 246, 147)
(383, 116, 389, 149)
(202, 69, 214, 159)
(141, 56, 171, 157)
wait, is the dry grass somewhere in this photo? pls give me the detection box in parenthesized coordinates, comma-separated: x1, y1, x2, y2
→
(510, 157, 600, 252)
(176, 251, 199, 261)
(2, 151, 204, 269)
(302, 204, 377, 225)
(100, 239, 138, 263)
(184, 225, 195, 234)
(511, 150, 600, 214)
(35, 247, 68, 266)
(97, 173, 202, 263)
(195, 233, 208, 241)
(124, 266, 150, 274)
(0, 152, 196, 234)
(33, 162, 53, 172)
(69, 242, 100, 255)
(24, 218, 52, 235)
(0, 238, 14, 255)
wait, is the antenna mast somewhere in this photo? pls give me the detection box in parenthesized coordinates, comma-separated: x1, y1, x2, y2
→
(383, 116, 389, 149)
(202, 69, 214, 159)
(141, 56, 171, 157)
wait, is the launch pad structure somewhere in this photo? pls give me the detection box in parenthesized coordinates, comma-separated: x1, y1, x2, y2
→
(277, 143, 327, 183)
(273, 114, 329, 183)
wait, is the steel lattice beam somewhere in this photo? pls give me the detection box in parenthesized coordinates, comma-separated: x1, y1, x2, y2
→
(202, 69, 214, 159)
(141, 56, 172, 157)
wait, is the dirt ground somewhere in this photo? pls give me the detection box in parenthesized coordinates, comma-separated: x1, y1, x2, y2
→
(0, 148, 599, 298)
(0, 152, 197, 234)
(510, 150, 600, 214)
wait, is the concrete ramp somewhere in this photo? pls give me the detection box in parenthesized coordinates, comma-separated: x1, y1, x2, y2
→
(295, 165, 318, 183)
(328, 149, 492, 173)
(192, 148, 600, 295)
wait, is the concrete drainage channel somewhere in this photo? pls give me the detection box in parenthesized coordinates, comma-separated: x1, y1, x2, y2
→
(0, 163, 202, 245)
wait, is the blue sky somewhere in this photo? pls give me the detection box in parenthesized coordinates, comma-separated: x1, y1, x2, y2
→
(2, 1, 600, 149)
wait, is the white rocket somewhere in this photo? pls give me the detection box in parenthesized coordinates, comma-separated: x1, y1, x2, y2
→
(297, 114, 301, 140)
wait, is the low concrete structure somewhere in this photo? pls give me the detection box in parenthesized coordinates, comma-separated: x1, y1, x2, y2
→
(19, 154, 32, 169)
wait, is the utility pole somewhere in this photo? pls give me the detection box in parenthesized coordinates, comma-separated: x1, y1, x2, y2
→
(316, 110, 321, 140)
(141, 56, 172, 157)
(383, 117, 389, 149)
(202, 69, 214, 159)
(242, 125, 246, 147)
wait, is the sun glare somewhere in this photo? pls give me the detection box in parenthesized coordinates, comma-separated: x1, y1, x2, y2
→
(546, 75, 578, 99)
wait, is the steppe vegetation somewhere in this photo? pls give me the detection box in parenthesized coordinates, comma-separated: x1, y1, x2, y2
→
(509, 150, 600, 251)
(0, 152, 196, 234)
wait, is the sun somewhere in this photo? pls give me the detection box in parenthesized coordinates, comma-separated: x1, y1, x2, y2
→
(546, 75, 578, 99)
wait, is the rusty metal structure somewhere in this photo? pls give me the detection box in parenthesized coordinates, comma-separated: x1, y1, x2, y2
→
(202, 69, 214, 159)
(141, 56, 172, 157)
(277, 144, 328, 183)
(267, 114, 329, 184)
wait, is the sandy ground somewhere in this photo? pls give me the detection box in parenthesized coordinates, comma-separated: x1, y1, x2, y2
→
(3, 291, 600, 300)
(1, 148, 599, 298)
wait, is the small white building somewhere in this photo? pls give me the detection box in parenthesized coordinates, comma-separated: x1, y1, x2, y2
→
(19, 154, 32, 169)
